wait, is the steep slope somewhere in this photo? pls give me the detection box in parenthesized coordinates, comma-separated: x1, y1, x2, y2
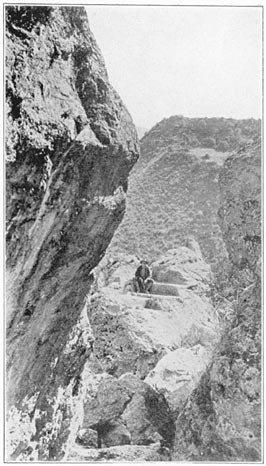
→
(172, 141, 261, 461)
(5, 6, 139, 461)
(109, 116, 260, 270)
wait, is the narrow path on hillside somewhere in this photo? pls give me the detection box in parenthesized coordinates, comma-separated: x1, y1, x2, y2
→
(138, 148, 168, 177)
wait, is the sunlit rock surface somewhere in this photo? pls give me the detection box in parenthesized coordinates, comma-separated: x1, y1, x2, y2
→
(145, 345, 211, 414)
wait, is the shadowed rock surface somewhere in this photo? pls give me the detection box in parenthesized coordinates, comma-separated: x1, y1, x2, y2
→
(172, 141, 261, 462)
(5, 6, 139, 461)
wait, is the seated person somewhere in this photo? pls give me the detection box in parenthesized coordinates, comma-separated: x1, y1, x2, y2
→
(135, 259, 151, 293)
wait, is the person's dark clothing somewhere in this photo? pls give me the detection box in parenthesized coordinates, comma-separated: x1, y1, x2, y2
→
(135, 264, 150, 280)
(135, 264, 150, 292)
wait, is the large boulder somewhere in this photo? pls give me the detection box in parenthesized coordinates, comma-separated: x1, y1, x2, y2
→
(76, 428, 98, 448)
(101, 420, 131, 448)
(81, 369, 174, 448)
(5, 6, 139, 461)
(145, 345, 211, 413)
(94, 253, 140, 291)
(152, 246, 212, 288)
(82, 373, 131, 429)
(88, 288, 218, 379)
(118, 372, 146, 395)
(121, 383, 175, 446)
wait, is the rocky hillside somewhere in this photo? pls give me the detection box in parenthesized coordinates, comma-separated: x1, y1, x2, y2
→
(109, 116, 260, 270)
(5, 6, 139, 461)
(173, 141, 261, 461)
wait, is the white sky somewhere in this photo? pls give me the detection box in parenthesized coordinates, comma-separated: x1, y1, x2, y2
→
(86, 6, 262, 130)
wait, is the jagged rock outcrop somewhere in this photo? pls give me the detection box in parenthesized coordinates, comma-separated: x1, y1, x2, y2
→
(80, 370, 174, 449)
(172, 141, 261, 461)
(62, 242, 221, 460)
(86, 248, 218, 380)
(109, 116, 260, 270)
(5, 6, 139, 461)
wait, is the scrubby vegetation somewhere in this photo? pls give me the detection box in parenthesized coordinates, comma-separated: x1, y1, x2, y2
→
(109, 116, 260, 272)
(140, 116, 261, 162)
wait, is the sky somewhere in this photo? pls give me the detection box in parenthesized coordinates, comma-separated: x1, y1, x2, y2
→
(86, 6, 262, 130)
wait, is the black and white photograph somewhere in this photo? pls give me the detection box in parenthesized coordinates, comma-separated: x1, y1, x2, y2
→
(4, 1, 262, 462)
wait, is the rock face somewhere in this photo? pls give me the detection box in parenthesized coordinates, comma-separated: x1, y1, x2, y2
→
(172, 141, 261, 461)
(5, 6, 139, 461)
(109, 116, 260, 270)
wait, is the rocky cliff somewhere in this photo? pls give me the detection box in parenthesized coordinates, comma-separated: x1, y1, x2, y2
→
(6, 6, 139, 460)
(109, 116, 260, 270)
(5, 7, 261, 462)
(172, 141, 261, 461)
